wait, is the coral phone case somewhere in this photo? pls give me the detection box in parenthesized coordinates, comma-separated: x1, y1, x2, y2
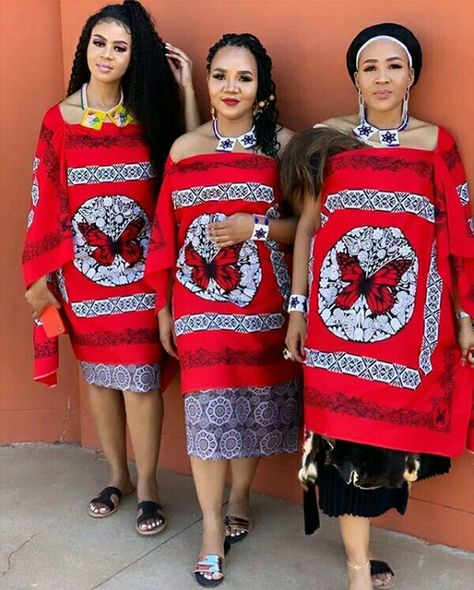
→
(39, 305, 67, 338)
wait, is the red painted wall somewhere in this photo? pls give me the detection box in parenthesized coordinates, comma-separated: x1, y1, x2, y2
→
(2, 0, 473, 551)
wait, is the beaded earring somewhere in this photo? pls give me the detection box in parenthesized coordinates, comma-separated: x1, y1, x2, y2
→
(253, 94, 275, 119)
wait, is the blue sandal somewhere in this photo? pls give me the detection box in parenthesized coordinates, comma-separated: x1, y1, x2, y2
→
(193, 540, 230, 587)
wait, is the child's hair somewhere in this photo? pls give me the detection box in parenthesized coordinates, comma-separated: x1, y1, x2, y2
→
(280, 126, 363, 208)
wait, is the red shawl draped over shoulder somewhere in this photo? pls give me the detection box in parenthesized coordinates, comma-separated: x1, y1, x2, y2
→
(145, 153, 299, 395)
(304, 127, 474, 456)
(22, 105, 163, 386)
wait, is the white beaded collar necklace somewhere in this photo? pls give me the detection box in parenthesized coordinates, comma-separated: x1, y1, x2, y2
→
(212, 119, 257, 152)
(353, 112, 410, 147)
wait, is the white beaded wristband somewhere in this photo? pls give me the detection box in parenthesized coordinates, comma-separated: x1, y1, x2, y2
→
(287, 294, 308, 313)
(250, 215, 270, 241)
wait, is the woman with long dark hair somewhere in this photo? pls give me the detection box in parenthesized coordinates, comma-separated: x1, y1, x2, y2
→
(145, 33, 301, 586)
(282, 23, 474, 590)
(23, 0, 199, 535)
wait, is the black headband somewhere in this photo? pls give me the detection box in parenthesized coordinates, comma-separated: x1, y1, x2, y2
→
(346, 23, 422, 86)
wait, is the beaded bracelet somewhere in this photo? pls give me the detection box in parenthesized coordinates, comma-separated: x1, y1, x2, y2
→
(287, 294, 308, 313)
(250, 215, 270, 241)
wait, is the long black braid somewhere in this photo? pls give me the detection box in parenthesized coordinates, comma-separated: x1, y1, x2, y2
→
(67, 0, 183, 185)
(206, 33, 280, 158)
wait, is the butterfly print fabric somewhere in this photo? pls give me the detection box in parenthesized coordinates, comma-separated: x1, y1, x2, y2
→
(22, 105, 163, 388)
(177, 212, 261, 307)
(319, 226, 417, 343)
(145, 153, 301, 459)
(304, 128, 474, 456)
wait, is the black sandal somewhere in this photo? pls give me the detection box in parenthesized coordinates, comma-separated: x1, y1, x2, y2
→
(88, 486, 122, 518)
(224, 515, 251, 544)
(136, 500, 167, 536)
(371, 560, 395, 589)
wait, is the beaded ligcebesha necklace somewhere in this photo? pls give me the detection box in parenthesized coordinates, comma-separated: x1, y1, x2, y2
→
(212, 119, 257, 152)
(80, 83, 133, 130)
(353, 111, 409, 147)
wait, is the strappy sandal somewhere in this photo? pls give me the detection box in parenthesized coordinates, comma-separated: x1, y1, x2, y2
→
(224, 515, 250, 544)
(193, 540, 230, 588)
(88, 486, 123, 518)
(371, 560, 395, 589)
(136, 500, 167, 536)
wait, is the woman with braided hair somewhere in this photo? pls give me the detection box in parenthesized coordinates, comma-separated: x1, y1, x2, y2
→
(145, 33, 301, 586)
(23, 0, 199, 535)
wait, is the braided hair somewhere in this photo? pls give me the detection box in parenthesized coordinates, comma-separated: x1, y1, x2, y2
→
(67, 0, 183, 184)
(206, 33, 280, 158)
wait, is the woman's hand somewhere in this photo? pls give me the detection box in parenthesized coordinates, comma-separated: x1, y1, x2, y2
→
(165, 43, 193, 90)
(25, 276, 61, 319)
(285, 312, 307, 363)
(458, 318, 474, 367)
(158, 305, 178, 359)
(208, 213, 254, 247)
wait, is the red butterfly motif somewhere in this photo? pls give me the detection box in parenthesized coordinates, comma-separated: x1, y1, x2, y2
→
(335, 252, 412, 315)
(185, 243, 242, 293)
(78, 217, 145, 266)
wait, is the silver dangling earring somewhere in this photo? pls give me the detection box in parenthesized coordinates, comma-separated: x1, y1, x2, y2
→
(358, 89, 365, 125)
(401, 87, 410, 121)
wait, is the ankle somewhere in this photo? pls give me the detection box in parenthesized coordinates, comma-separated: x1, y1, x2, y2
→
(136, 475, 158, 495)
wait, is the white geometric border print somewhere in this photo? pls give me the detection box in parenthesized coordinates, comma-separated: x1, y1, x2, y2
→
(27, 157, 41, 228)
(318, 226, 418, 343)
(263, 206, 291, 304)
(456, 182, 469, 206)
(72, 195, 150, 287)
(177, 212, 261, 308)
(175, 312, 284, 336)
(172, 182, 274, 209)
(418, 244, 442, 374)
(325, 189, 435, 224)
(72, 292, 155, 318)
(67, 162, 155, 186)
(304, 349, 421, 390)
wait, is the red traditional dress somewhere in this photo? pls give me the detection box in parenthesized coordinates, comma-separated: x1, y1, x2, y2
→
(22, 105, 163, 392)
(145, 153, 301, 460)
(305, 127, 474, 456)
(300, 128, 474, 534)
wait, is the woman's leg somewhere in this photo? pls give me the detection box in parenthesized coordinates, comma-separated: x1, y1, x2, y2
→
(123, 389, 164, 531)
(227, 457, 259, 520)
(87, 384, 134, 514)
(190, 456, 228, 558)
(339, 515, 372, 590)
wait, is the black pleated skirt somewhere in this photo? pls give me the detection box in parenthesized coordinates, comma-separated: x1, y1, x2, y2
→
(317, 449, 450, 519)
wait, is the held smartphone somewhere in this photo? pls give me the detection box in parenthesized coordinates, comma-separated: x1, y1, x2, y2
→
(39, 305, 67, 338)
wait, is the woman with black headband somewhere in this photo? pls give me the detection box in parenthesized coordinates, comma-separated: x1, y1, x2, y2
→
(282, 23, 474, 590)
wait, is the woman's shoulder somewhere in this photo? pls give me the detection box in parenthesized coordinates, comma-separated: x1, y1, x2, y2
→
(57, 91, 83, 125)
(277, 126, 294, 155)
(404, 117, 439, 150)
(319, 115, 358, 132)
(170, 122, 214, 163)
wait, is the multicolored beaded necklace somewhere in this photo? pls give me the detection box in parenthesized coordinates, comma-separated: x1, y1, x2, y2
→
(80, 83, 133, 130)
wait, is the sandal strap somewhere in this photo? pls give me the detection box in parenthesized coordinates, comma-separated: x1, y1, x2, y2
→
(194, 555, 224, 576)
(224, 515, 250, 531)
(370, 560, 395, 577)
(90, 486, 122, 511)
(136, 501, 165, 526)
